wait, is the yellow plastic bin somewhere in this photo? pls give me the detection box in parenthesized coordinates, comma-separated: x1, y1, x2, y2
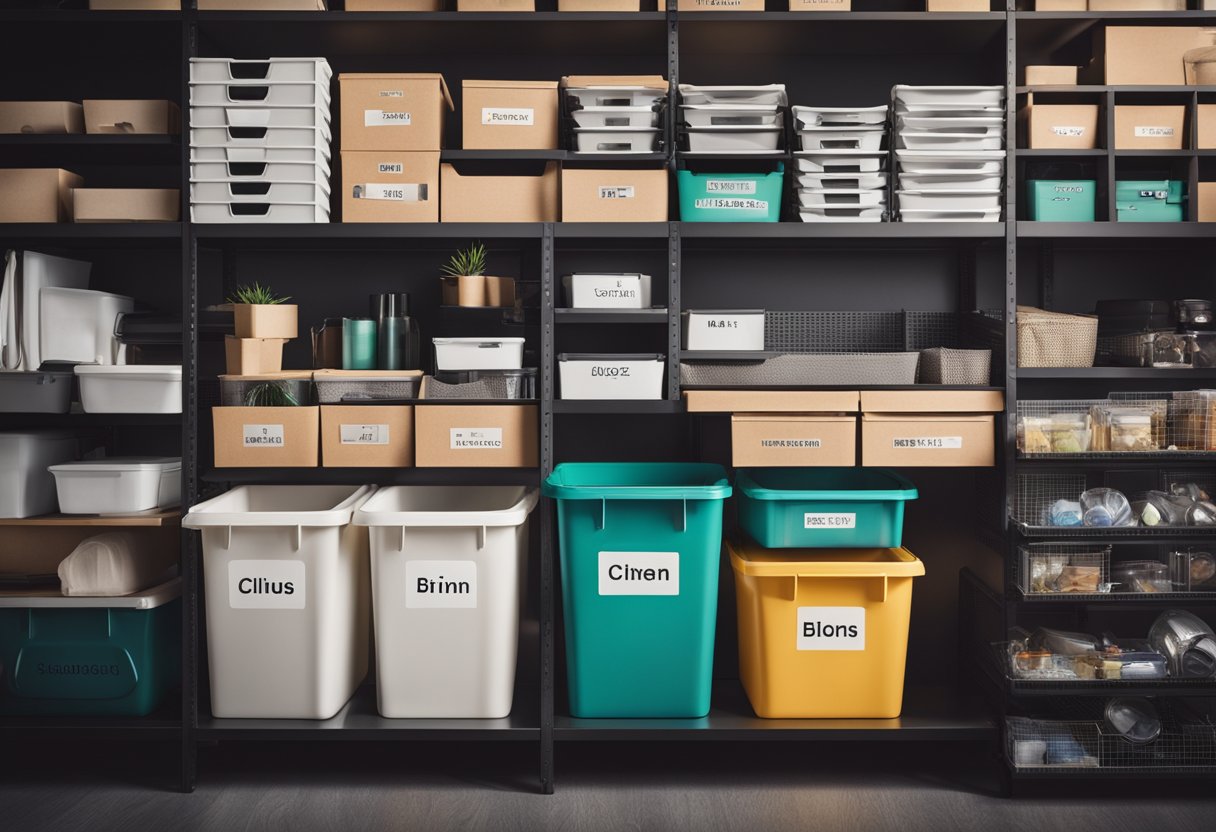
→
(727, 538, 924, 719)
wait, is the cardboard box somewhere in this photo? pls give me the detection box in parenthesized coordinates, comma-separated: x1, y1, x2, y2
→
(198, 0, 325, 8)
(440, 162, 559, 222)
(1090, 27, 1215, 86)
(1035, 0, 1085, 8)
(677, 0, 764, 9)
(321, 405, 414, 468)
(684, 389, 859, 413)
(1089, 0, 1184, 9)
(231, 304, 299, 340)
(731, 414, 857, 467)
(339, 73, 453, 152)
(561, 168, 668, 222)
(462, 81, 558, 151)
(1115, 105, 1186, 150)
(415, 404, 538, 468)
(927, 0, 988, 10)
(1024, 66, 1078, 86)
(861, 413, 995, 468)
(83, 100, 180, 135)
(90, 0, 180, 8)
(225, 336, 286, 376)
(1027, 103, 1100, 150)
(860, 389, 1004, 413)
(212, 406, 320, 468)
(559, 0, 641, 9)
(72, 188, 180, 223)
(341, 151, 439, 223)
(458, 0, 535, 9)
(0, 169, 82, 223)
(347, 0, 441, 8)
(441, 275, 516, 307)
(1201, 104, 1216, 149)
(1200, 182, 1216, 222)
(789, 0, 851, 9)
(0, 102, 83, 134)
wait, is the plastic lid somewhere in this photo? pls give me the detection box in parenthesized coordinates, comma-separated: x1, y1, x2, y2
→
(558, 353, 663, 362)
(0, 578, 181, 610)
(727, 538, 924, 579)
(432, 337, 526, 346)
(49, 456, 181, 474)
(1104, 697, 1161, 745)
(543, 462, 731, 501)
(74, 364, 182, 377)
(354, 486, 538, 528)
(736, 468, 918, 502)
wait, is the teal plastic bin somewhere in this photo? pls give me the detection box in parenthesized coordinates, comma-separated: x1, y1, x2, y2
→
(0, 580, 180, 717)
(544, 462, 732, 718)
(736, 468, 918, 549)
(1116, 180, 1185, 222)
(1027, 180, 1096, 222)
(677, 166, 784, 223)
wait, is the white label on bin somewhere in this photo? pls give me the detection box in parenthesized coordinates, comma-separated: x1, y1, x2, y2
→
(450, 427, 503, 450)
(798, 607, 865, 651)
(804, 512, 856, 530)
(378, 162, 404, 174)
(763, 438, 822, 449)
(1051, 126, 1087, 137)
(243, 424, 284, 448)
(694, 198, 768, 211)
(229, 560, 305, 610)
(359, 183, 422, 202)
(406, 561, 477, 609)
(705, 180, 756, 195)
(365, 109, 411, 126)
(483, 107, 534, 126)
(599, 186, 635, 200)
(598, 552, 679, 596)
(340, 424, 389, 445)
(1135, 126, 1175, 138)
(892, 436, 963, 450)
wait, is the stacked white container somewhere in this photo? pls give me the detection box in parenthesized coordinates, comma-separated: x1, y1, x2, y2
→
(678, 85, 787, 155)
(791, 105, 889, 223)
(566, 82, 667, 155)
(189, 58, 333, 223)
(892, 86, 1006, 223)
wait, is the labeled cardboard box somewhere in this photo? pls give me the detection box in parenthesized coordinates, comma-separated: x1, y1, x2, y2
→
(561, 168, 668, 222)
(83, 100, 181, 135)
(1201, 105, 1216, 149)
(1024, 66, 1078, 86)
(677, 0, 764, 9)
(457, 0, 535, 9)
(927, 0, 988, 10)
(731, 414, 857, 467)
(0, 102, 83, 134)
(440, 162, 559, 222)
(90, 0, 180, 8)
(860, 389, 1004, 413)
(341, 151, 439, 223)
(1114, 105, 1186, 150)
(1089, 27, 1216, 86)
(198, 0, 325, 8)
(1200, 182, 1216, 222)
(861, 413, 995, 468)
(212, 406, 320, 468)
(321, 405, 414, 468)
(1026, 102, 1100, 150)
(415, 404, 538, 468)
(0, 169, 82, 223)
(73, 188, 180, 223)
(225, 336, 286, 376)
(339, 73, 453, 152)
(1035, 0, 1085, 7)
(462, 81, 559, 151)
(789, 0, 851, 9)
(684, 389, 860, 413)
(559, 0, 641, 9)
(347, 0, 441, 8)
(1089, 0, 1184, 9)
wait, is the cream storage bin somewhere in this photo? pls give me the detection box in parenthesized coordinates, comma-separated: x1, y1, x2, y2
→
(562, 273, 653, 309)
(793, 105, 888, 126)
(191, 200, 330, 223)
(681, 105, 784, 127)
(190, 105, 330, 131)
(0, 431, 79, 519)
(49, 457, 181, 515)
(74, 365, 183, 414)
(800, 205, 885, 223)
(795, 151, 887, 173)
(572, 128, 662, 153)
(189, 58, 333, 86)
(571, 106, 662, 129)
(183, 485, 374, 719)
(679, 85, 788, 107)
(433, 337, 526, 371)
(558, 354, 665, 400)
(685, 127, 783, 153)
(39, 288, 134, 366)
(798, 126, 885, 152)
(683, 310, 765, 351)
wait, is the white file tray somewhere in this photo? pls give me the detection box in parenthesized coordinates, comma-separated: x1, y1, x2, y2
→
(799, 205, 885, 222)
(571, 106, 662, 129)
(898, 133, 1004, 151)
(794, 150, 888, 173)
(895, 150, 1005, 174)
(797, 189, 887, 208)
(897, 171, 1003, 191)
(796, 171, 888, 190)
(191, 144, 331, 168)
(792, 105, 888, 127)
(190, 104, 331, 130)
(679, 84, 788, 107)
(897, 115, 1005, 133)
(190, 124, 332, 151)
(189, 57, 333, 86)
(681, 104, 783, 127)
(565, 87, 667, 108)
(898, 190, 1001, 210)
(190, 81, 332, 109)
(191, 179, 331, 204)
(896, 103, 1005, 117)
(573, 127, 661, 153)
(892, 86, 1005, 108)
(191, 159, 330, 182)
(191, 200, 331, 223)
(798, 126, 885, 151)
(686, 126, 782, 152)
(899, 208, 1001, 223)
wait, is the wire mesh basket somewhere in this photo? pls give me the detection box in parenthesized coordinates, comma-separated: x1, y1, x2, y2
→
(918, 347, 992, 385)
(1012, 473, 1216, 537)
(1007, 716, 1101, 770)
(1018, 543, 1112, 596)
(1016, 398, 1169, 456)
(1167, 391, 1216, 451)
(1099, 703, 1216, 772)
(1017, 306, 1098, 368)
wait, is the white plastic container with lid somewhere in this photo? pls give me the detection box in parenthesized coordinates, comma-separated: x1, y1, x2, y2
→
(798, 126, 886, 152)
(572, 127, 661, 154)
(433, 337, 526, 371)
(183, 484, 374, 719)
(562, 273, 653, 309)
(0, 431, 79, 519)
(189, 125, 332, 152)
(74, 365, 182, 414)
(897, 115, 1004, 133)
(190, 158, 330, 183)
(796, 172, 888, 190)
(679, 84, 788, 108)
(558, 353, 665, 400)
(792, 105, 889, 127)
(190, 144, 332, 168)
(565, 86, 667, 109)
(189, 81, 332, 109)
(898, 133, 1004, 151)
(897, 171, 1003, 191)
(898, 190, 1002, 210)
(190, 179, 331, 204)
(797, 189, 887, 208)
(685, 126, 783, 153)
(353, 485, 538, 719)
(189, 104, 331, 131)
(49, 457, 181, 516)
(39, 287, 135, 366)
(189, 57, 333, 86)
(683, 310, 766, 351)
(893, 86, 1005, 109)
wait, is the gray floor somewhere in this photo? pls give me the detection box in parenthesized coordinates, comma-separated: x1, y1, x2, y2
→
(2, 743, 1215, 832)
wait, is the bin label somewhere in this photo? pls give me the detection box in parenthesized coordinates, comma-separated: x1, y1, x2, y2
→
(694, 197, 768, 211)
(340, 424, 389, 445)
(763, 438, 821, 449)
(598, 551, 679, 596)
(243, 424, 284, 448)
(483, 107, 534, 126)
(598, 186, 635, 200)
(365, 109, 411, 126)
(450, 427, 503, 450)
(406, 561, 477, 609)
(797, 607, 865, 651)
(705, 180, 756, 195)
(1051, 126, 1087, 137)
(358, 184, 424, 202)
(1134, 125, 1175, 138)
(892, 436, 962, 449)
(229, 560, 305, 610)
(804, 512, 856, 529)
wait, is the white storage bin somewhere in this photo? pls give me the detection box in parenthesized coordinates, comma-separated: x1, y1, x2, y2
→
(571, 106, 662, 129)
(190, 82, 331, 109)
(681, 105, 783, 128)
(686, 126, 783, 153)
(896, 103, 1003, 117)
(562, 273, 653, 309)
(191, 201, 330, 224)
(191, 144, 331, 168)
(796, 172, 888, 190)
(49, 457, 181, 516)
(39, 288, 134, 366)
(74, 365, 183, 414)
(792, 105, 888, 127)
(0, 431, 79, 519)
(353, 486, 538, 719)
(898, 171, 1003, 191)
(679, 84, 788, 107)
(559, 353, 665, 400)
(900, 208, 1002, 223)
(433, 337, 526, 371)
(798, 126, 885, 151)
(190, 105, 330, 131)
(191, 180, 330, 204)
(898, 189, 1002, 210)
(799, 206, 885, 223)
(566, 87, 667, 109)
(898, 133, 1004, 151)
(683, 310, 765, 351)
(893, 86, 1005, 108)
(572, 128, 661, 153)
(897, 115, 1004, 133)
(190, 57, 333, 86)
(190, 125, 332, 151)
(795, 150, 887, 173)
(190, 159, 330, 182)
(895, 150, 1005, 174)
(183, 485, 373, 719)
(797, 189, 887, 208)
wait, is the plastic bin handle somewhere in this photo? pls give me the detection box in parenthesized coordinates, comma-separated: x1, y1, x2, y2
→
(791, 573, 888, 603)
(596, 498, 687, 533)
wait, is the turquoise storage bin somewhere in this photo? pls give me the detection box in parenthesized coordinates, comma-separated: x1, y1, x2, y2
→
(677, 166, 784, 223)
(1116, 180, 1185, 222)
(0, 580, 180, 717)
(1027, 180, 1096, 222)
(736, 468, 918, 549)
(544, 462, 731, 718)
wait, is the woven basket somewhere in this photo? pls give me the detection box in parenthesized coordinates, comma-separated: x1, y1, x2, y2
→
(919, 348, 991, 385)
(1016, 306, 1098, 368)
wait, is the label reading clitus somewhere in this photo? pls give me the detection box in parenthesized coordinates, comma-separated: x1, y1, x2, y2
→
(229, 560, 305, 610)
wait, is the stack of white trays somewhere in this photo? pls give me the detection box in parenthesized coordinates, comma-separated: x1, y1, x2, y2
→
(892, 85, 1006, 223)
(678, 85, 787, 155)
(791, 105, 889, 223)
(567, 84, 667, 155)
(189, 58, 333, 223)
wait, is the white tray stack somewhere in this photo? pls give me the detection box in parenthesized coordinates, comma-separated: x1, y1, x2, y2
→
(567, 83, 668, 155)
(678, 84, 787, 155)
(791, 105, 889, 223)
(892, 85, 1006, 223)
(189, 58, 333, 223)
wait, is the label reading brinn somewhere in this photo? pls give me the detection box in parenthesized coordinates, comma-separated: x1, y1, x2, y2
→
(892, 436, 963, 450)
(406, 561, 477, 609)
(482, 107, 535, 126)
(797, 607, 865, 651)
(598, 552, 679, 596)
(229, 560, 305, 610)
(340, 424, 389, 445)
(450, 427, 503, 450)
(243, 424, 284, 448)
(804, 512, 856, 530)
(365, 109, 411, 126)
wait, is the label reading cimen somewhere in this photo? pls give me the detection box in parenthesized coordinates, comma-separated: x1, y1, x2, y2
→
(797, 607, 865, 651)
(598, 552, 679, 596)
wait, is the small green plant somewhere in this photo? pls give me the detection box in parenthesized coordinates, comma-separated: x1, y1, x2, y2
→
(228, 282, 290, 306)
(441, 242, 488, 278)
(243, 382, 300, 408)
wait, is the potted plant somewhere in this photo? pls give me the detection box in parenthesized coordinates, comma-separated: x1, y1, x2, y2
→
(227, 282, 298, 340)
(440, 243, 515, 308)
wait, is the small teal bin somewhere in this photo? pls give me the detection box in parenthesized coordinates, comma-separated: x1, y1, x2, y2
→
(544, 462, 731, 718)
(1116, 180, 1186, 222)
(678, 166, 784, 222)
(1027, 180, 1096, 222)
(736, 468, 918, 549)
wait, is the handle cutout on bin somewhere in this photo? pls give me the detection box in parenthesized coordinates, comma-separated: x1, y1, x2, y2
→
(228, 85, 271, 103)
(226, 162, 269, 178)
(229, 182, 273, 197)
(790, 574, 888, 603)
(228, 61, 272, 81)
(226, 127, 270, 141)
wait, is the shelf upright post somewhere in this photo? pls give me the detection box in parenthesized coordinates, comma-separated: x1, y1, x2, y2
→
(1189, 90, 1200, 224)
(539, 223, 556, 795)
(668, 222, 681, 401)
(1003, 1, 1020, 649)
(1105, 89, 1117, 223)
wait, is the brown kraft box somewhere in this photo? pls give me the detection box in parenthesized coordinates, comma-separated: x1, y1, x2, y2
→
(322, 405, 414, 468)
(0, 169, 82, 222)
(224, 337, 286, 376)
(339, 73, 453, 151)
(1026, 103, 1100, 150)
(789, 0, 851, 10)
(731, 414, 857, 467)
(0, 102, 83, 134)
(1024, 66, 1078, 86)
(462, 80, 559, 151)
(561, 168, 669, 222)
(73, 189, 180, 223)
(861, 413, 995, 468)
(677, 0, 764, 9)
(347, 0, 442, 8)
(440, 163, 559, 222)
(1034, 0, 1085, 7)
(83, 100, 181, 135)
(1088, 27, 1215, 86)
(89, 0, 180, 8)
(927, 0, 988, 10)
(1200, 183, 1216, 222)
(415, 405, 538, 468)
(559, 0, 642, 9)
(1200, 105, 1216, 149)
(1115, 105, 1186, 150)
(684, 389, 860, 413)
(860, 389, 1004, 413)
(457, 0, 535, 10)
(341, 151, 439, 222)
(212, 406, 320, 468)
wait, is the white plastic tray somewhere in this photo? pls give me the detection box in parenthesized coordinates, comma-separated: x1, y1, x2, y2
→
(899, 190, 1001, 210)
(895, 150, 1005, 174)
(900, 208, 1002, 222)
(899, 133, 1004, 151)
(190, 104, 331, 130)
(189, 57, 332, 86)
(792, 105, 888, 127)
(898, 171, 1003, 191)
(566, 87, 667, 109)
(190, 145, 331, 167)
(898, 116, 1005, 132)
(679, 84, 788, 107)
(681, 104, 783, 127)
(191, 201, 330, 223)
(573, 127, 661, 153)
(189, 124, 332, 151)
(433, 337, 526, 371)
(571, 106, 662, 129)
(558, 354, 665, 400)
(796, 171, 887, 190)
(799, 205, 885, 222)
(686, 126, 782, 152)
(794, 150, 887, 173)
(191, 160, 329, 182)
(893, 86, 1005, 108)
(189, 81, 332, 109)
(798, 189, 887, 208)
(798, 126, 885, 151)
(191, 179, 331, 204)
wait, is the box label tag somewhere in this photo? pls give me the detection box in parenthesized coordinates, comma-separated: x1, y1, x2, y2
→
(229, 560, 305, 610)
(583, 276, 640, 305)
(406, 561, 477, 609)
(365, 109, 411, 126)
(482, 107, 534, 126)
(598, 186, 635, 200)
(797, 607, 865, 651)
(893, 436, 963, 449)
(243, 424, 284, 447)
(705, 180, 757, 195)
(761, 438, 822, 449)
(804, 512, 856, 530)
(379, 90, 404, 98)
(378, 162, 404, 174)
(598, 552, 679, 596)
(340, 424, 389, 445)
(589, 363, 631, 378)
(357, 183, 425, 202)
(1051, 126, 1086, 137)
(1134, 125, 1175, 138)
(694, 197, 768, 211)
(450, 427, 504, 450)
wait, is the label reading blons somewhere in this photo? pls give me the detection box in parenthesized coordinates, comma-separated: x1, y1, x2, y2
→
(243, 424, 284, 448)
(599, 186, 635, 200)
(229, 560, 305, 610)
(450, 427, 503, 450)
(804, 512, 856, 530)
(406, 561, 477, 609)
(892, 436, 963, 449)
(598, 552, 679, 596)
(340, 424, 389, 445)
(705, 180, 757, 195)
(482, 107, 534, 126)
(797, 607, 865, 651)
(365, 109, 411, 126)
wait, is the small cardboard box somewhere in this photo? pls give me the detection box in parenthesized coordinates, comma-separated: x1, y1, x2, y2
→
(927, 0, 988, 10)
(685, 389, 860, 413)
(731, 414, 857, 467)
(789, 0, 851, 10)
(231, 304, 299, 340)
(212, 406, 320, 468)
(462, 80, 559, 151)
(415, 404, 538, 468)
(225, 336, 286, 376)
(0, 102, 83, 134)
(561, 168, 668, 222)
(347, 0, 442, 8)
(1090, 27, 1214, 86)
(339, 73, 453, 152)
(860, 389, 1004, 413)
(1089, 0, 1184, 9)
(83, 100, 180, 135)
(1201, 105, 1216, 149)
(321, 405, 414, 468)
(559, 0, 641, 9)
(0, 169, 82, 223)
(341, 151, 439, 223)
(73, 188, 180, 223)
(1027, 103, 1100, 150)
(441, 275, 516, 307)
(457, 0, 535, 9)
(1035, 0, 1085, 8)
(861, 413, 995, 468)
(1024, 66, 1078, 86)
(1115, 105, 1187, 150)
(440, 162, 559, 222)
(198, 0, 325, 8)
(677, 0, 764, 9)
(1200, 182, 1216, 222)
(90, 0, 180, 8)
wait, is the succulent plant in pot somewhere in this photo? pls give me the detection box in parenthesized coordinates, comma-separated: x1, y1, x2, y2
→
(227, 282, 298, 340)
(440, 243, 515, 308)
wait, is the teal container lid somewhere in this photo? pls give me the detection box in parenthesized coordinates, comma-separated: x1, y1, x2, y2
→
(736, 468, 918, 502)
(544, 462, 732, 500)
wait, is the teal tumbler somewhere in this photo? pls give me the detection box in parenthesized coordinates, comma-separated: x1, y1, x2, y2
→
(342, 317, 378, 370)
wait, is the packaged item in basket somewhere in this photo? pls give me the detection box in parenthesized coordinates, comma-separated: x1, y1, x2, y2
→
(1029, 553, 1070, 591)
(1018, 416, 1052, 454)
(1049, 499, 1083, 527)
(1112, 560, 1171, 593)
(1057, 565, 1102, 593)
(1170, 550, 1216, 591)
(1047, 413, 1091, 453)
(1106, 409, 1157, 452)
(1080, 488, 1134, 527)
